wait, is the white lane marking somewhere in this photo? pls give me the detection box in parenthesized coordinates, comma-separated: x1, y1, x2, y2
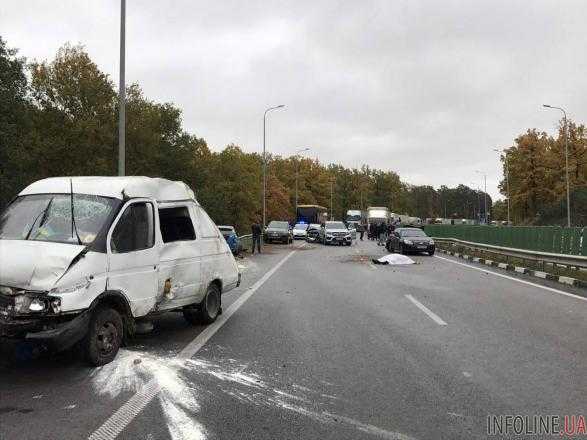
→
(405, 295, 448, 326)
(89, 249, 298, 440)
(434, 255, 587, 302)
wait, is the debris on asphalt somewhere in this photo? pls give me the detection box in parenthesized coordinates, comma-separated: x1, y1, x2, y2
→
(90, 350, 383, 440)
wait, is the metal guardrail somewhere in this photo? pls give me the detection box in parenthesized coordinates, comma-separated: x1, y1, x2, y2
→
(238, 234, 253, 252)
(434, 237, 587, 269)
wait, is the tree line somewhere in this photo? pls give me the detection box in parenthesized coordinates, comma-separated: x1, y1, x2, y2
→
(495, 127, 586, 226)
(1, 37, 583, 232)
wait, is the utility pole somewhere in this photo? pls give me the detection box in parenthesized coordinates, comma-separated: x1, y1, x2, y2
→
(118, 0, 126, 176)
(330, 179, 334, 220)
(262, 105, 285, 228)
(543, 104, 571, 227)
(475, 171, 488, 224)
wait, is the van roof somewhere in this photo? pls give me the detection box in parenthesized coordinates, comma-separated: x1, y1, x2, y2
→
(19, 176, 197, 202)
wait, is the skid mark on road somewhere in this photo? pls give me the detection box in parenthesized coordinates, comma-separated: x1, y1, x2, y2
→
(434, 255, 587, 302)
(405, 295, 448, 326)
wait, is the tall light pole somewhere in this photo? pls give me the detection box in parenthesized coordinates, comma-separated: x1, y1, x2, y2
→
(470, 182, 481, 222)
(330, 179, 334, 220)
(475, 170, 487, 224)
(294, 147, 310, 220)
(262, 104, 285, 228)
(543, 104, 571, 227)
(493, 148, 511, 224)
(118, 0, 126, 176)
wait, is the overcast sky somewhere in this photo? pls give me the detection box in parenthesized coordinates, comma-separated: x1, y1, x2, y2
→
(2, 1, 586, 199)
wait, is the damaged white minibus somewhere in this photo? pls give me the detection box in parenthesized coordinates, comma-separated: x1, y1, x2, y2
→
(0, 177, 240, 365)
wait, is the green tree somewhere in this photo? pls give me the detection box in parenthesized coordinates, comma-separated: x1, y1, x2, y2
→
(0, 36, 34, 208)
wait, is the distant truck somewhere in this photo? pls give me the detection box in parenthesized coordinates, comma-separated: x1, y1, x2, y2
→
(345, 209, 365, 227)
(366, 206, 390, 226)
(296, 204, 328, 224)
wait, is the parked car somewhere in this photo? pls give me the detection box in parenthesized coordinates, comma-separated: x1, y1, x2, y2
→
(386, 227, 435, 255)
(320, 221, 352, 246)
(305, 223, 322, 242)
(264, 220, 292, 244)
(218, 225, 241, 255)
(292, 223, 309, 239)
(0, 177, 240, 366)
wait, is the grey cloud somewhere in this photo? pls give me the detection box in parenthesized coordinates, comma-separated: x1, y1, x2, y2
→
(2, 0, 586, 198)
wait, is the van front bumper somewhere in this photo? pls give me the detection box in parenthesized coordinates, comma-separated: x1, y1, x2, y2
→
(0, 311, 90, 352)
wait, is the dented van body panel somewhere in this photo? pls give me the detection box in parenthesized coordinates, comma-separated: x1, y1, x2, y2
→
(0, 177, 240, 354)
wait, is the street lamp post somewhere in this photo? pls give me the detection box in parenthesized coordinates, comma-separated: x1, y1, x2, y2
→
(470, 182, 481, 222)
(294, 147, 311, 220)
(494, 148, 511, 225)
(118, 0, 126, 176)
(262, 105, 285, 228)
(330, 179, 334, 220)
(543, 104, 571, 227)
(475, 171, 488, 224)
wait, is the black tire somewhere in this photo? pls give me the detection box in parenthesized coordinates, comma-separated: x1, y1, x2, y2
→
(385, 242, 391, 252)
(428, 249, 435, 256)
(183, 283, 221, 325)
(84, 306, 123, 367)
(399, 244, 405, 255)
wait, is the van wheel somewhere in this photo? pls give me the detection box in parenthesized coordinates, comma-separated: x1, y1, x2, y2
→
(183, 284, 221, 325)
(84, 307, 123, 367)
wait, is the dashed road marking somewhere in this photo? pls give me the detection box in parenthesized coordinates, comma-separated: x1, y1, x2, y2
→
(405, 294, 448, 326)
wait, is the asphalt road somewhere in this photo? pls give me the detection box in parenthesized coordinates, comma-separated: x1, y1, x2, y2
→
(1, 238, 586, 440)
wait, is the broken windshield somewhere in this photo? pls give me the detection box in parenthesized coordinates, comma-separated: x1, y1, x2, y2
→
(0, 194, 119, 245)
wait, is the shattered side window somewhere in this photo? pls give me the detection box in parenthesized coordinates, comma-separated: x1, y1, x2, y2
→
(158, 206, 196, 243)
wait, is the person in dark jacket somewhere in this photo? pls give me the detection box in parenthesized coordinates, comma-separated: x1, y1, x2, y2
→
(251, 222, 262, 254)
(357, 222, 365, 241)
(377, 222, 385, 245)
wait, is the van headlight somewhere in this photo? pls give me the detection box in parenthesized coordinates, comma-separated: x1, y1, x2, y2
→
(403, 239, 413, 245)
(0, 286, 22, 296)
(50, 278, 90, 294)
(429, 240, 435, 245)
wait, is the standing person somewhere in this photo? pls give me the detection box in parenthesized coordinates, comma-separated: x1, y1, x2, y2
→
(387, 221, 395, 235)
(251, 222, 262, 254)
(358, 222, 365, 241)
(376, 222, 384, 246)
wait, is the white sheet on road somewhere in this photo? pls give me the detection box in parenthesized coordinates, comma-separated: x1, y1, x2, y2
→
(374, 254, 415, 265)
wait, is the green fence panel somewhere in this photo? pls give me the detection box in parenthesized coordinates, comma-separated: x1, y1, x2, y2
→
(423, 225, 584, 256)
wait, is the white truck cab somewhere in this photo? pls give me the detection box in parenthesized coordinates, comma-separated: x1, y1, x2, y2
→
(0, 177, 240, 365)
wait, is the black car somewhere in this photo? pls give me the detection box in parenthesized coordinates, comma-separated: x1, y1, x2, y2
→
(264, 220, 292, 244)
(386, 228, 435, 255)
